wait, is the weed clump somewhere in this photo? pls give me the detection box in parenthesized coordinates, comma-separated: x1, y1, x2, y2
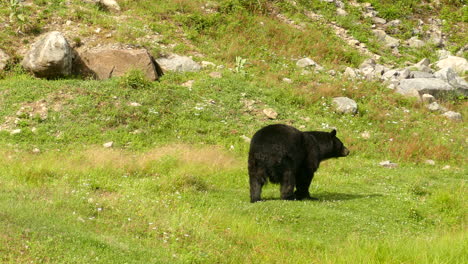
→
(119, 69, 152, 90)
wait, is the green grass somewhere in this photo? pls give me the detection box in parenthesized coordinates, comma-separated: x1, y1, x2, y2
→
(0, 0, 467, 263)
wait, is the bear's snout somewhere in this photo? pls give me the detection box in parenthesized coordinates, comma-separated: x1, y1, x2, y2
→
(342, 147, 350, 156)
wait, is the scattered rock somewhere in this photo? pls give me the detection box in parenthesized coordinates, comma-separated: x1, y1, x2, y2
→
(407, 36, 425, 48)
(209, 71, 222, 78)
(332, 97, 358, 114)
(103, 141, 114, 148)
(0, 49, 10, 71)
(240, 135, 251, 143)
(181, 80, 195, 88)
(442, 165, 451, 170)
(379, 160, 398, 168)
(436, 56, 468, 75)
(372, 17, 386, 25)
(410, 71, 434, 78)
(434, 67, 468, 91)
(263, 108, 278, 119)
(361, 131, 371, 139)
(99, 0, 121, 12)
(22, 31, 72, 78)
(129, 102, 141, 107)
(421, 94, 435, 104)
(373, 29, 400, 48)
(201, 61, 216, 68)
(32, 148, 41, 154)
(344, 67, 358, 78)
(282, 77, 292, 83)
(296, 57, 322, 69)
(426, 102, 447, 112)
(336, 8, 347, 16)
(156, 54, 201, 72)
(397, 78, 457, 99)
(442, 111, 462, 121)
(75, 47, 160, 80)
(424, 160, 435, 165)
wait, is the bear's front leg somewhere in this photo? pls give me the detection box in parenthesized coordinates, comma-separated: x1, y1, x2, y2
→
(280, 170, 296, 200)
(294, 168, 314, 200)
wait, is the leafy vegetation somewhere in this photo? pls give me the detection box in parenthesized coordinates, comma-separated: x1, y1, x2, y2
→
(0, 0, 466, 263)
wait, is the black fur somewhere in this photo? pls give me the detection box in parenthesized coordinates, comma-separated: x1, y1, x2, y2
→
(248, 124, 349, 203)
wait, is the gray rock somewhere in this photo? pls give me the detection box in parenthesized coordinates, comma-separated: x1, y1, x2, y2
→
(22, 31, 72, 78)
(407, 37, 425, 48)
(421, 94, 435, 103)
(337, 8, 347, 16)
(426, 102, 447, 112)
(263, 108, 278, 119)
(99, 0, 120, 12)
(296, 57, 320, 68)
(359, 58, 376, 70)
(397, 78, 457, 99)
(434, 67, 468, 91)
(442, 111, 462, 121)
(373, 29, 400, 48)
(332, 97, 358, 114)
(415, 58, 430, 68)
(156, 54, 201, 72)
(386, 19, 401, 27)
(0, 49, 10, 71)
(437, 49, 452, 60)
(410, 71, 434, 78)
(75, 47, 160, 80)
(435, 56, 468, 75)
(344, 67, 358, 78)
(372, 17, 387, 24)
(379, 160, 398, 168)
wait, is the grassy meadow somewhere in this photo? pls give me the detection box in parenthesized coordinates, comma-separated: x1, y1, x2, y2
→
(0, 0, 467, 263)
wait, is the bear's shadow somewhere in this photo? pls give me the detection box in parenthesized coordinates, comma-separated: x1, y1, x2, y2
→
(262, 192, 381, 202)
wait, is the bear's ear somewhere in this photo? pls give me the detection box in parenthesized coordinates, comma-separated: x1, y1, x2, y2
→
(330, 129, 337, 136)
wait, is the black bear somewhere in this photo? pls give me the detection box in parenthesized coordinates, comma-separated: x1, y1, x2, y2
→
(248, 124, 349, 203)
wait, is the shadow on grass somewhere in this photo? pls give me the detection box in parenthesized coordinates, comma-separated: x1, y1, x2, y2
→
(261, 192, 382, 202)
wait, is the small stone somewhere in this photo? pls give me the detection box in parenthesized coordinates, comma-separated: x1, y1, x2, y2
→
(426, 102, 447, 112)
(32, 148, 41, 154)
(379, 160, 398, 168)
(181, 80, 194, 88)
(332, 97, 358, 114)
(442, 165, 451, 170)
(209, 71, 222, 78)
(263, 108, 278, 119)
(282, 77, 292, 83)
(95, 28, 102, 34)
(361, 131, 371, 139)
(10, 129, 21, 135)
(103, 141, 114, 148)
(296, 57, 318, 68)
(240, 135, 251, 143)
(421, 94, 435, 104)
(129, 102, 141, 107)
(336, 8, 347, 16)
(424, 160, 435, 165)
(65, 20, 72, 26)
(201, 61, 216, 68)
(442, 111, 462, 121)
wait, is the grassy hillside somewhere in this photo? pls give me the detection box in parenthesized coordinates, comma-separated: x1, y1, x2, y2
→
(0, 0, 467, 263)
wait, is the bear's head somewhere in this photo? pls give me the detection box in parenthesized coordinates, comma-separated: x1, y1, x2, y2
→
(330, 129, 350, 157)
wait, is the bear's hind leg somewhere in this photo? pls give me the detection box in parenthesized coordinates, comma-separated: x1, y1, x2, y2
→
(280, 170, 296, 200)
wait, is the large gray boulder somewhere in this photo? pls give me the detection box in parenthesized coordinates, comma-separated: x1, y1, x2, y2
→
(156, 54, 201, 72)
(75, 47, 161, 80)
(0, 49, 10, 71)
(22, 31, 72, 78)
(396, 78, 462, 99)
